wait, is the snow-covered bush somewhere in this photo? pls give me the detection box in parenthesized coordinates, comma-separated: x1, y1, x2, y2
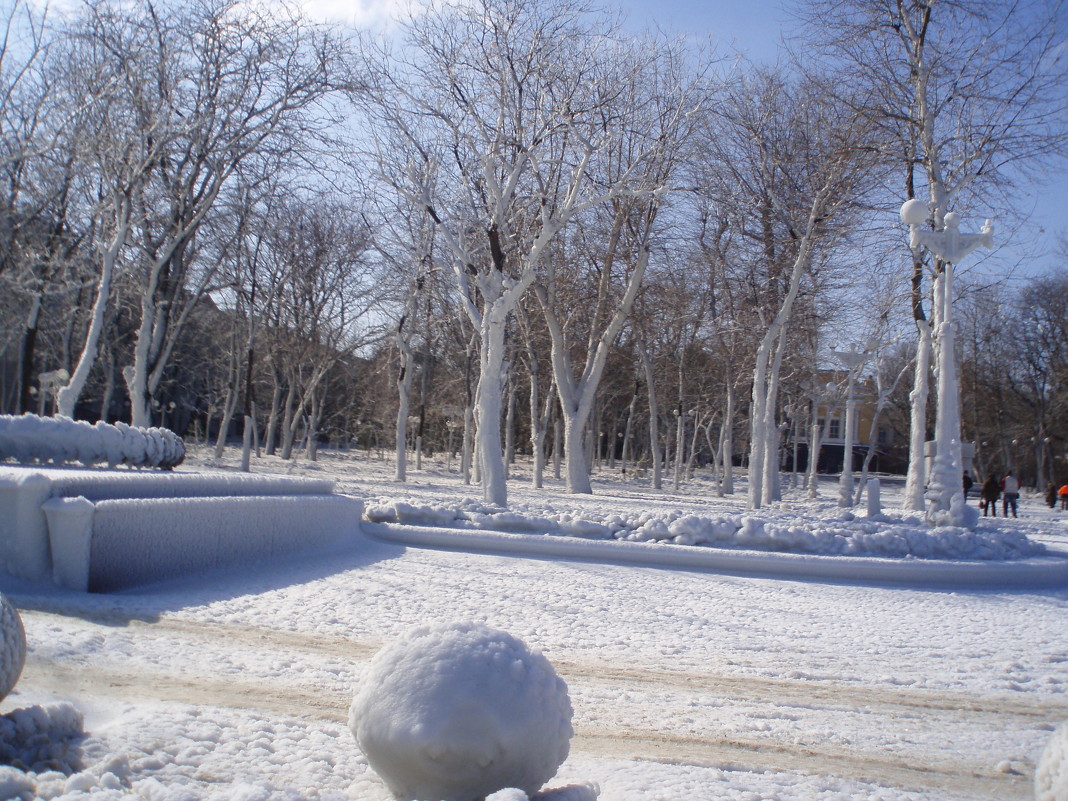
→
(1036, 721, 1068, 801)
(0, 594, 26, 703)
(350, 622, 573, 801)
(0, 413, 185, 469)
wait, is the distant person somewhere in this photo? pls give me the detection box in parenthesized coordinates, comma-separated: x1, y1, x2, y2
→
(1047, 483, 1059, 509)
(962, 471, 974, 499)
(981, 473, 1000, 516)
(1060, 483, 1068, 511)
(1001, 471, 1020, 518)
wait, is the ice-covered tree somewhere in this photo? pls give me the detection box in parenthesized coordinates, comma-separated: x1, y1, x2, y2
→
(801, 0, 1068, 513)
(354, 0, 677, 506)
(698, 68, 885, 510)
(53, 0, 341, 423)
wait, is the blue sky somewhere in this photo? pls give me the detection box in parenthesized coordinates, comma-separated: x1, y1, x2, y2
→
(618, 0, 789, 61)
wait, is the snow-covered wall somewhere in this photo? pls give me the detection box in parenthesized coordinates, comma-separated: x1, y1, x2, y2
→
(0, 466, 357, 589)
(82, 494, 363, 592)
(0, 414, 185, 469)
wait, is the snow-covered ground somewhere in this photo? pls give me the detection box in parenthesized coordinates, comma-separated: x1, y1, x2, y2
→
(2, 445, 1068, 801)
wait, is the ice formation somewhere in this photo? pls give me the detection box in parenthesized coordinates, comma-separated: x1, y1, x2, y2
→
(1036, 721, 1068, 801)
(0, 593, 26, 702)
(364, 496, 1045, 561)
(350, 622, 573, 801)
(0, 413, 185, 469)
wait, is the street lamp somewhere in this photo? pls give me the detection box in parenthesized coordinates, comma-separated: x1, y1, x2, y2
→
(901, 199, 993, 526)
(830, 344, 870, 508)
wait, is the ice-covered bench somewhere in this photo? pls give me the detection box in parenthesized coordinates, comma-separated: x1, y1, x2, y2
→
(0, 466, 362, 592)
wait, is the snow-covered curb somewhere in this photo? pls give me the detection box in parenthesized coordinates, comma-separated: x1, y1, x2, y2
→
(0, 414, 185, 469)
(363, 522, 1068, 589)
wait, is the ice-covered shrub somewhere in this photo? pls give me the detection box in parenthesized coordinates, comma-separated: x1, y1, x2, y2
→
(350, 622, 573, 801)
(0, 414, 184, 469)
(0, 594, 26, 703)
(1036, 721, 1068, 801)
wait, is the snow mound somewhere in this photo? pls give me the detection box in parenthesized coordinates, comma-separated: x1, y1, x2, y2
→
(364, 497, 1046, 562)
(0, 703, 85, 774)
(1036, 721, 1068, 801)
(350, 622, 573, 801)
(0, 594, 25, 702)
(0, 413, 185, 469)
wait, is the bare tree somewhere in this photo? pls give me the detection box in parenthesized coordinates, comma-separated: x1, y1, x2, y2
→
(699, 68, 886, 510)
(533, 35, 709, 494)
(51, 0, 342, 422)
(800, 0, 1068, 511)
(355, 0, 678, 506)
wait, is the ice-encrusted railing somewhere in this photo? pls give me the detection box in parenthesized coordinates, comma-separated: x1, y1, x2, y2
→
(0, 413, 185, 469)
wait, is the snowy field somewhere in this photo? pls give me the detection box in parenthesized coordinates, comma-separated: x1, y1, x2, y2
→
(2, 445, 1068, 801)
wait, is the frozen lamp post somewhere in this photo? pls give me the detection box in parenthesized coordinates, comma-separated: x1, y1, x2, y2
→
(830, 344, 869, 508)
(38, 369, 69, 416)
(901, 199, 993, 527)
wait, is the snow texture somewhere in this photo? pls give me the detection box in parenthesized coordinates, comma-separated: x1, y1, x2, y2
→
(0, 594, 25, 702)
(1036, 721, 1068, 801)
(350, 622, 573, 801)
(0, 703, 85, 776)
(365, 496, 1044, 561)
(0, 414, 185, 469)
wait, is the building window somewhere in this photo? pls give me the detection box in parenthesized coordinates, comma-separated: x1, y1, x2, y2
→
(877, 427, 890, 445)
(828, 418, 841, 440)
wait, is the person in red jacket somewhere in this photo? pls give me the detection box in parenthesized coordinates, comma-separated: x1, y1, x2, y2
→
(1059, 483, 1068, 511)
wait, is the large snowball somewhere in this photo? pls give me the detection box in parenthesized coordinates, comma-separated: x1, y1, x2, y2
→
(1036, 721, 1068, 801)
(350, 622, 573, 801)
(0, 594, 26, 702)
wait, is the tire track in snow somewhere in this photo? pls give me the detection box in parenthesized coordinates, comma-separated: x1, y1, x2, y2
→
(14, 605, 1052, 799)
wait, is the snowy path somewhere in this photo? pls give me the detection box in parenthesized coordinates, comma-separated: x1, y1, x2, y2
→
(14, 603, 1059, 800)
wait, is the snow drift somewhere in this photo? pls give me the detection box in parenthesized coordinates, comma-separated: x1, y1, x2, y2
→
(0, 414, 185, 469)
(350, 622, 573, 801)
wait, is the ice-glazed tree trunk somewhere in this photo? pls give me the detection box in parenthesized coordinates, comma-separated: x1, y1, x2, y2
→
(539, 243, 650, 494)
(747, 232, 818, 510)
(394, 352, 414, 482)
(721, 382, 735, 495)
(476, 303, 511, 506)
(56, 199, 131, 418)
(639, 341, 662, 490)
(903, 323, 933, 512)
(838, 370, 859, 507)
(760, 329, 790, 505)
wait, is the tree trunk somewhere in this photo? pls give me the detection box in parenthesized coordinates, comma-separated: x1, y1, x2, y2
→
(264, 377, 283, 456)
(640, 343, 662, 490)
(903, 322, 932, 511)
(57, 206, 130, 418)
(476, 314, 509, 506)
(395, 347, 414, 482)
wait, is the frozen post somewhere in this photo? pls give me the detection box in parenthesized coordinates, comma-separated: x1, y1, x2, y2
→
(866, 478, 881, 518)
(900, 200, 992, 527)
(830, 344, 869, 508)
